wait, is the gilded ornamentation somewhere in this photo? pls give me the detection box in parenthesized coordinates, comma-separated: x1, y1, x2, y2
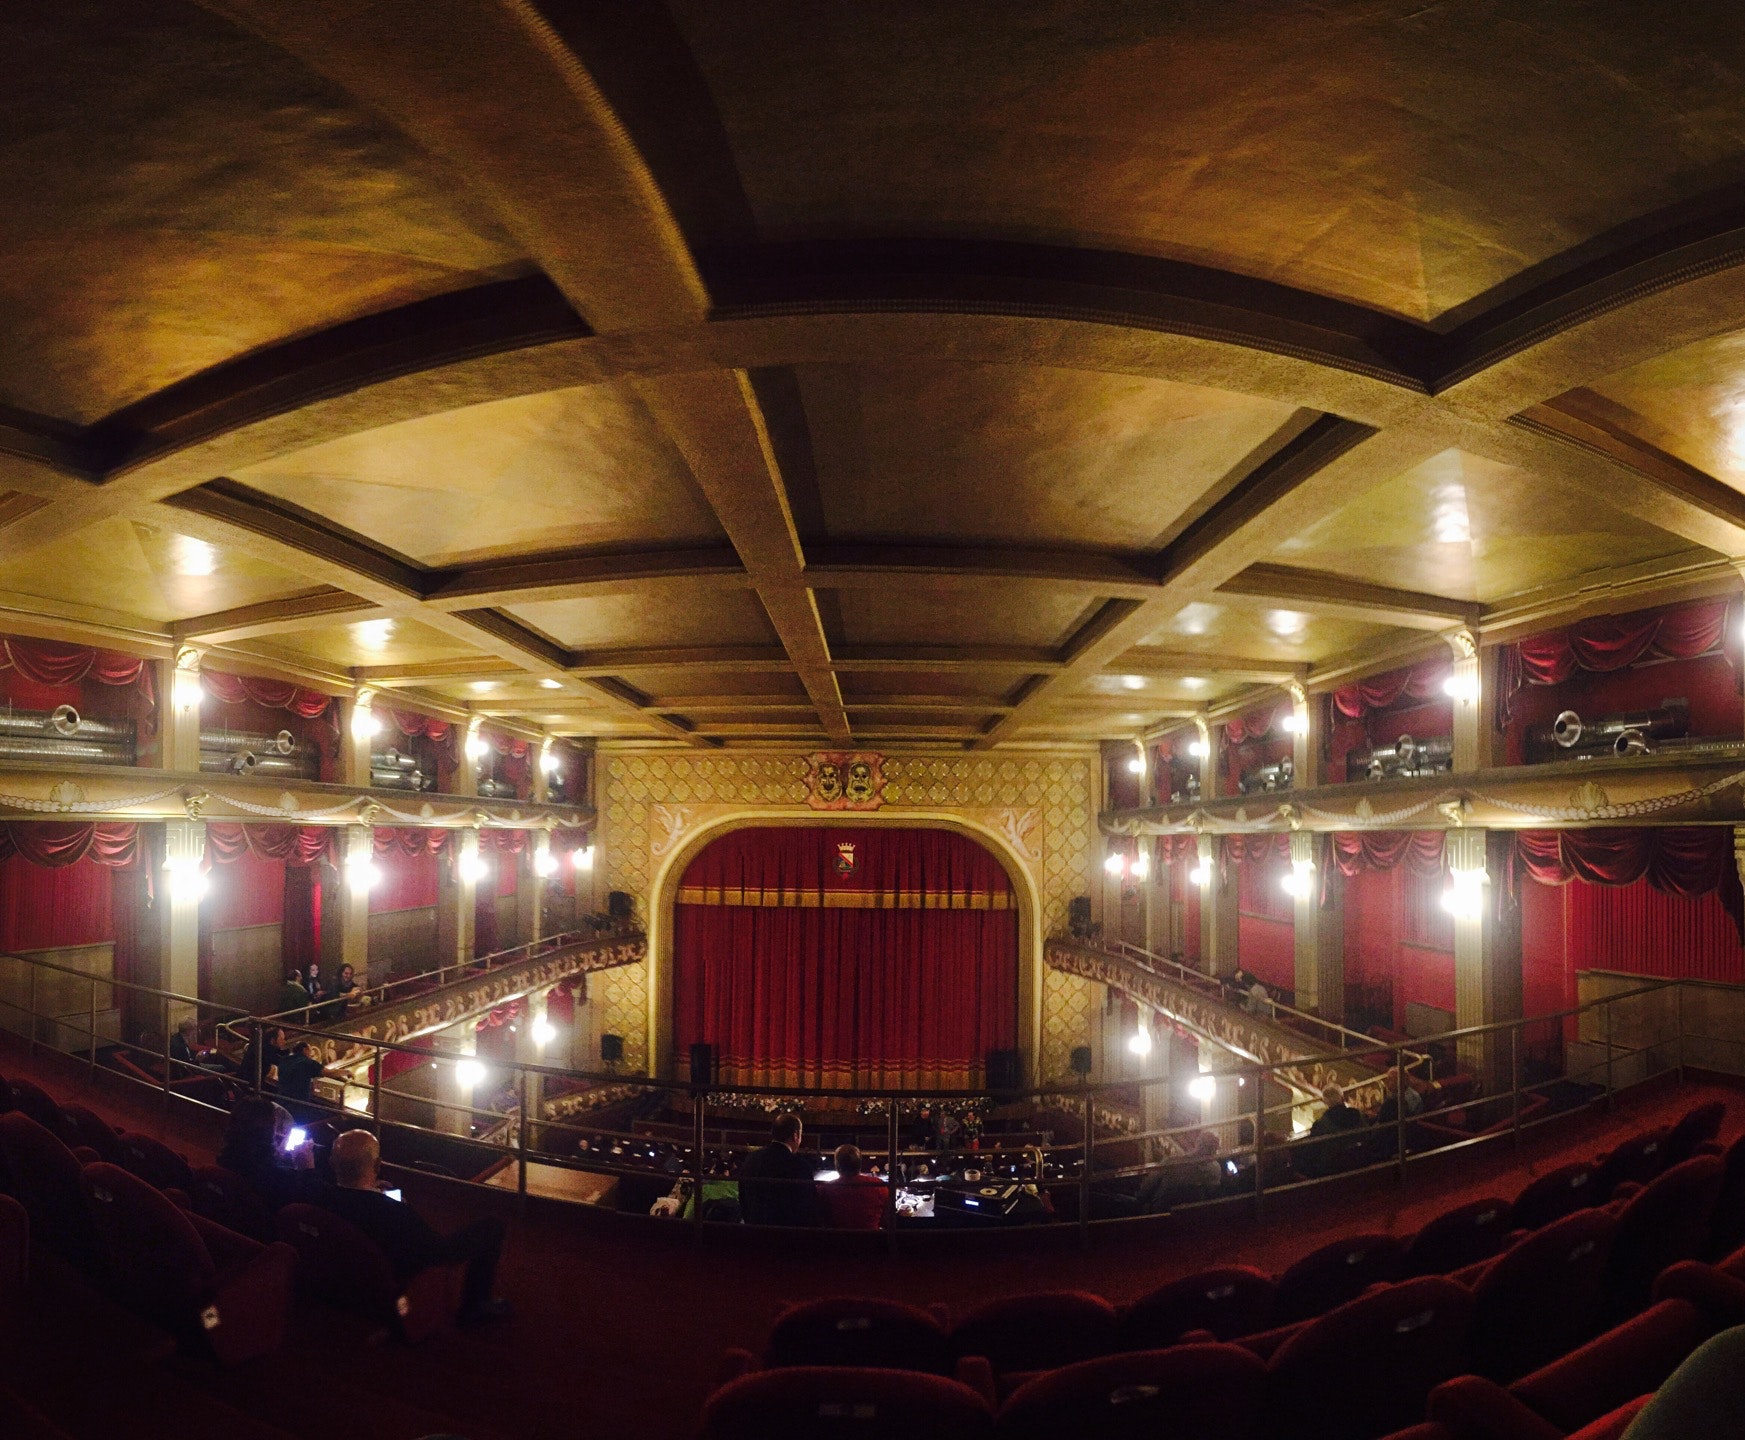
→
(46, 781, 85, 809)
(1572, 780, 1609, 813)
(806, 751, 885, 810)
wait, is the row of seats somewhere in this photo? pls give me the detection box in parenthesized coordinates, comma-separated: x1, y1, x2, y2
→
(0, 1070, 469, 1364)
(701, 1290, 1714, 1439)
(704, 1101, 1738, 1438)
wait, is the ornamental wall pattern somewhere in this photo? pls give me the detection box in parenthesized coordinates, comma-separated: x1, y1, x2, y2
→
(597, 746, 1101, 1077)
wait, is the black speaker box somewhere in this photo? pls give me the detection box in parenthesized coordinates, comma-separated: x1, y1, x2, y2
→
(689, 1042, 715, 1087)
(600, 1033, 624, 1064)
(1070, 1045, 1093, 1077)
(1067, 896, 1092, 937)
(607, 890, 633, 918)
(986, 1048, 1022, 1092)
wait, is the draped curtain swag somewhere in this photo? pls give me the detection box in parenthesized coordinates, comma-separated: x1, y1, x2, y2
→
(200, 670, 335, 723)
(204, 823, 332, 867)
(1332, 831, 1446, 878)
(1333, 658, 1451, 721)
(389, 709, 454, 745)
(1224, 704, 1288, 746)
(1223, 833, 1291, 865)
(0, 637, 156, 731)
(1498, 599, 1734, 726)
(0, 821, 140, 868)
(1512, 827, 1745, 937)
(372, 827, 451, 857)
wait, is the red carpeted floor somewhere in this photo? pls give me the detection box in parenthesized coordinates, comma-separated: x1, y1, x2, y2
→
(2, 1032, 1738, 1440)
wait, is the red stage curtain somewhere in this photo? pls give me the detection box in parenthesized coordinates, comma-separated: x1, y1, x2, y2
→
(1333, 657, 1450, 720)
(1332, 830, 1445, 878)
(373, 827, 450, 857)
(0, 822, 140, 868)
(673, 826, 1017, 1087)
(1563, 880, 1745, 984)
(1499, 598, 1734, 725)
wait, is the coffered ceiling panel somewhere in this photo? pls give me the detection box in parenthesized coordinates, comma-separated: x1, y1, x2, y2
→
(0, 0, 525, 423)
(1583, 330, 1745, 493)
(1274, 449, 1697, 603)
(507, 583, 778, 651)
(674, 0, 1745, 319)
(826, 582, 1102, 649)
(0, 518, 317, 624)
(236, 384, 723, 567)
(796, 362, 1292, 548)
(1076, 670, 1248, 708)
(1141, 596, 1394, 664)
(836, 671, 1022, 702)
(247, 618, 474, 673)
(623, 670, 809, 702)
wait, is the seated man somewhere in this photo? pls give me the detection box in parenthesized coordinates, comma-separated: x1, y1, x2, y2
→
(169, 1016, 237, 1075)
(816, 1144, 887, 1230)
(1303, 1083, 1367, 1176)
(320, 1130, 510, 1326)
(274, 1040, 325, 1109)
(1372, 1073, 1423, 1126)
(737, 1114, 817, 1227)
(216, 1096, 319, 1211)
(239, 1024, 289, 1092)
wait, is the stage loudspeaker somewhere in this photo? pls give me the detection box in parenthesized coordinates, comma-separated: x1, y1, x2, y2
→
(1070, 1045, 1093, 1078)
(607, 890, 633, 919)
(1067, 896, 1092, 937)
(689, 1042, 715, 1087)
(986, 1048, 1022, 1092)
(600, 1033, 623, 1065)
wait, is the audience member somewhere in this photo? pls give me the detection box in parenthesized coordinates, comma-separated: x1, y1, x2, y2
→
(304, 961, 328, 1003)
(1139, 1131, 1225, 1211)
(1245, 977, 1272, 1017)
(169, 1015, 236, 1075)
(1373, 1073, 1424, 1126)
(275, 1040, 325, 1107)
(1303, 1083, 1366, 1176)
(816, 1144, 887, 1230)
(737, 1114, 817, 1226)
(240, 1024, 290, 1090)
(323, 1130, 510, 1325)
(216, 1096, 317, 1210)
(278, 970, 311, 1013)
(333, 963, 359, 1005)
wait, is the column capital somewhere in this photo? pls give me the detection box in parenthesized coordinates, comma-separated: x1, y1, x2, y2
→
(1442, 626, 1479, 661)
(1445, 826, 1489, 873)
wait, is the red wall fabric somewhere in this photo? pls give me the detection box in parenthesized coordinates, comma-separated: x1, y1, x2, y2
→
(0, 852, 115, 951)
(1521, 879, 1569, 1022)
(370, 847, 439, 914)
(1237, 913, 1294, 993)
(203, 846, 286, 931)
(1561, 879, 1745, 984)
(1504, 650, 1741, 764)
(281, 866, 321, 973)
(672, 826, 1018, 1087)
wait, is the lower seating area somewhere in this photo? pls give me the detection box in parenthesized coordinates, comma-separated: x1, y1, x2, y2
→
(2, 1029, 1741, 1439)
(702, 1100, 1745, 1438)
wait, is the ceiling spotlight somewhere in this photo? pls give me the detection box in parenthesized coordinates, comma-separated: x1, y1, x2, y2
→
(540, 678, 564, 690)
(1122, 675, 1146, 691)
(1181, 676, 1208, 690)
(471, 681, 496, 694)
(1126, 755, 1146, 774)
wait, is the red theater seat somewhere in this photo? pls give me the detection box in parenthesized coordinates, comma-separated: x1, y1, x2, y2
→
(1402, 1197, 1514, 1278)
(1266, 1276, 1473, 1440)
(1273, 1232, 1404, 1324)
(1592, 1127, 1672, 1200)
(1428, 1299, 1707, 1439)
(113, 1132, 194, 1195)
(1466, 1208, 1617, 1383)
(700, 1366, 995, 1440)
(189, 1164, 276, 1244)
(81, 1161, 295, 1364)
(1660, 1101, 1726, 1169)
(275, 1202, 464, 1343)
(0, 1192, 26, 1305)
(1603, 1155, 1724, 1316)
(6, 1080, 62, 1133)
(1120, 1265, 1276, 1349)
(0, 1112, 104, 1273)
(1508, 1163, 1598, 1233)
(950, 1291, 1120, 1378)
(1709, 1131, 1745, 1255)
(55, 1105, 123, 1164)
(762, 1296, 952, 1373)
(994, 1342, 1267, 1440)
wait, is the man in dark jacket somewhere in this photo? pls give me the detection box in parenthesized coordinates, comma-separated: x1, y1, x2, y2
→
(320, 1130, 509, 1325)
(737, 1114, 817, 1226)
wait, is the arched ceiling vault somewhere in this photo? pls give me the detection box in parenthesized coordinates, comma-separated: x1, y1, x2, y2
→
(6, 0, 1745, 747)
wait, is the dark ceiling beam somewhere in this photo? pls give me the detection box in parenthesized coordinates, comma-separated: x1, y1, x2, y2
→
(804, 542, 1161, 595)
(423, 545, 748, 609)
(1108, 646, 1309, 683)
(975, 417, 1442, 747)
(1216, 563, 1480, 630)
(171, 590, 386, 645)
(632, 369, 851, 743)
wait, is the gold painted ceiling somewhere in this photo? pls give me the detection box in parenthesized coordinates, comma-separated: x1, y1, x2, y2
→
(3, 1, 1745, 749)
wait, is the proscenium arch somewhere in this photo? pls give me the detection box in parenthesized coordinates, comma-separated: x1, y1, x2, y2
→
(644, 810, 1045, 1087)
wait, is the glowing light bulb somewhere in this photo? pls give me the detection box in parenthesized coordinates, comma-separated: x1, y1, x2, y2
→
(173, 672, 204, 714)
(345, 852, 380, 894)
(1281, 860, 1315, 900)
(1189, 863, 1212, 887)
(534, 849, 558, 878)
(465, 735, 488, 761)
(1104, 853, 1127, 877)
(572, 845, 595, 871)
(1126, 755, 1146, 775)
(1443, 673, 1479, 704)
(1188, 740, 1210, 759)
(1282, 712, 1308, 735)
(455, 1059, 486, 1091)
(459, 853, 490, 885)
(1130, 852, 1151, 882)
(1188, 1074, 1217, 1103)
(532, 1018, 557, 1049)
(1441, 867, 1489, 919)
(1128, 1028, 1153, 1057)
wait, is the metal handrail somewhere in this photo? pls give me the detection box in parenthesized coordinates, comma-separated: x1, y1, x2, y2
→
(0, 941, 1703, 1237)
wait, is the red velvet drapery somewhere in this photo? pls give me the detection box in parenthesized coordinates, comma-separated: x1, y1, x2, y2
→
(672, 827, 1018, 1088)
(204, 823, 331, 868)
(1332, 658, 1450, 720)
(1511, 828, 1744, 937)
(281, 866, 322, 973)
(1331, 831, 1445, 878)
(0, 822, 141, 953)
(1498, 599, 1735, 726)
(200, 671, 334, 720)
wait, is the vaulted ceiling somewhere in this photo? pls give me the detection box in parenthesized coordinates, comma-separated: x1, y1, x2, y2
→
(6, 0, 1745, 748)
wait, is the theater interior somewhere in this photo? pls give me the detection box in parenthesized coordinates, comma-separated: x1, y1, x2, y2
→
(11, 3, 1745, 1438)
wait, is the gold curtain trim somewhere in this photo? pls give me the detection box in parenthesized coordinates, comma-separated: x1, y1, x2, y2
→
(676, 886, 1010, 910)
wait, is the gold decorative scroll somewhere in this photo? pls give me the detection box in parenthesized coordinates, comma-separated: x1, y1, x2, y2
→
(674, 885, 1011, 909)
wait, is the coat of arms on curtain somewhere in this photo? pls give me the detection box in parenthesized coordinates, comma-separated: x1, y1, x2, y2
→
(833, 840, 858, 875)
(806, 752, 884, 810)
